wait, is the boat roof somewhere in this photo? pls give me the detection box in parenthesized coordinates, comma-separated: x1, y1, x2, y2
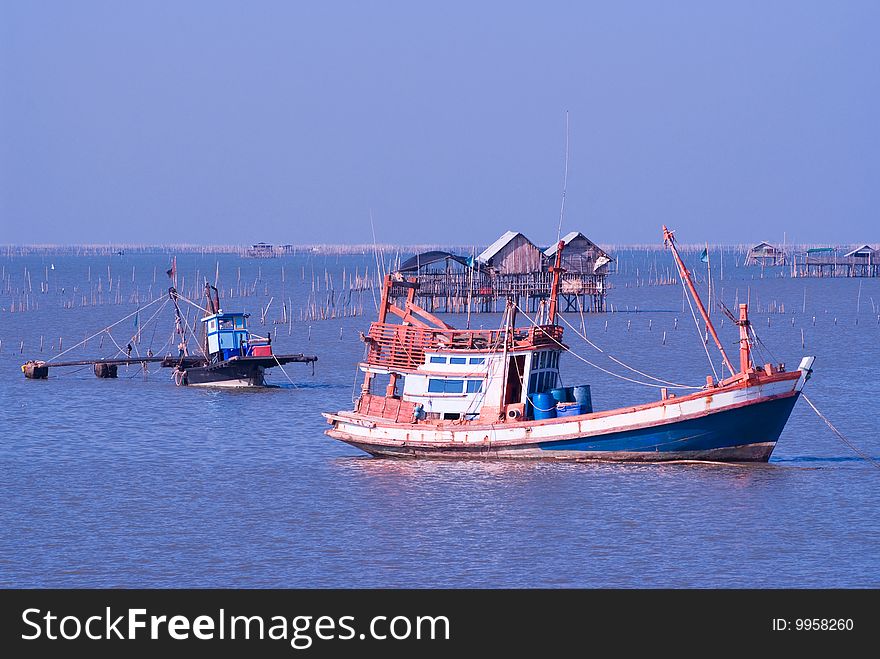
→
(202, 311, 250, 322)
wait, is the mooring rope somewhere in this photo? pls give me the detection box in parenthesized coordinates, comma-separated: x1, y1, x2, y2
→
(272, 354, 300, 388)
(802, 394, 880, 471)
(514, 304, 703, 390)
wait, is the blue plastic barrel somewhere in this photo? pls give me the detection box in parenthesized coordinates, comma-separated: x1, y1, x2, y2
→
(556, 401, 582, 417)
(550, 387, 572, 404)
(573, 385, 593, 414)
(530, 392, 557, 420)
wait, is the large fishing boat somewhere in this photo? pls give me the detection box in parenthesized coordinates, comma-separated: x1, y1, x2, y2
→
(323, 227, 815, 462)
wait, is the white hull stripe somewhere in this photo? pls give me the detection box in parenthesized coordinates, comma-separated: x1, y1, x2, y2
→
(325, 375, 801, 448)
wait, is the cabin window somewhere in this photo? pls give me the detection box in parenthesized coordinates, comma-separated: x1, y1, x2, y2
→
(469, 357, 485, 365)
(208, 320, 217, 332)
(428, 379, 464, 394)
(450, 357, 467, 365)
(219, 318, 233, 329)
(445, 379, 464, 393)
(429, 356, 446, 364)
(234, 317, 246, 329)
(466, 380, 483, 393)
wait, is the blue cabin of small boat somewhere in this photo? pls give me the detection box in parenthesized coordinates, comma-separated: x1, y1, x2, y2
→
(203, 312, 248, 361)
(202, 312, 272, 362)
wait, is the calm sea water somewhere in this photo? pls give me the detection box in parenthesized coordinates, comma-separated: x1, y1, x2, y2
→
(1, 249, 878, 587)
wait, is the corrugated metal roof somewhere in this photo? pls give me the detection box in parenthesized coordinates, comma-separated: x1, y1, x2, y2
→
(477, 230, 523, 263)
(544, 231, 580, 256)
(398, 251, 480, 272)
(544, 231, 610, 259)
(844, 245, 876, 258)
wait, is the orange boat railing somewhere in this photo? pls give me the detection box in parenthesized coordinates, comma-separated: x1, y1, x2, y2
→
(363, 322, 564, 371)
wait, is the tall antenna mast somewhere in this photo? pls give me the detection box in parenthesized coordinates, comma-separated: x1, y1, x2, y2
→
(548, 240, 566, 325)
(556, 110, 570, 243)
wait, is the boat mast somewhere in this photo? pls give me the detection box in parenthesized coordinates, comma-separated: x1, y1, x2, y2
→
(168, 287, 188, 357)
(662, 226, 736, 376)
(361, 274, 393, 396)
(547, 240, 566, 325)
(737, 303, 752, 375)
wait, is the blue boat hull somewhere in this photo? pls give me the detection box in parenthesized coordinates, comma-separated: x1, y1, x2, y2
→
(535, 394, 799, 460)
(335, 393, 800, 462)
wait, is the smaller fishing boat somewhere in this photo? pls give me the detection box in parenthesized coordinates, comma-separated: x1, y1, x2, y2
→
(169, 285, 316, 387)
(323, 226, 815, 462)
(22, 282, 317, 388)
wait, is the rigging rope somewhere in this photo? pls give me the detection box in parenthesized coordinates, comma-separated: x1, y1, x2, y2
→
(104, 331, 128, 358)
(802, 394, 880, 471)
(175, 294, 209, 314)
(179, 311, 208, 359)
(678, 271, 720, 381)
(113, 297, 170, 357)
(47, 295, 165, 363)
(749, 325, 779, 367)
(514, 304, 703, 390)
(557, 313, 698, 389)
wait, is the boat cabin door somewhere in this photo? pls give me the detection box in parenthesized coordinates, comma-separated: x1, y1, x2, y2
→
(504, 355, 526, 405)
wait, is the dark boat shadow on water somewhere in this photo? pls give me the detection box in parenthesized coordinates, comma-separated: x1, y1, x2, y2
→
(773, 455, 874, 464)
(271, 382, 347, 390)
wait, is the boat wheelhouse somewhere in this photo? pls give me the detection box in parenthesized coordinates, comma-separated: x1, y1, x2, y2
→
(170, 284, 317, 388)
(359, 306, 565, 424)
(203, 311, 273, 361)
(324, 229, 815, 462)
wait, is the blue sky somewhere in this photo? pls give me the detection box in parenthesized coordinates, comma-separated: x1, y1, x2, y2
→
(2, 1, 878, 246)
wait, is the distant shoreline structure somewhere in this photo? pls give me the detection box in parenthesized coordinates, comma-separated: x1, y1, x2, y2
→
(2, 242, 876, 257)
